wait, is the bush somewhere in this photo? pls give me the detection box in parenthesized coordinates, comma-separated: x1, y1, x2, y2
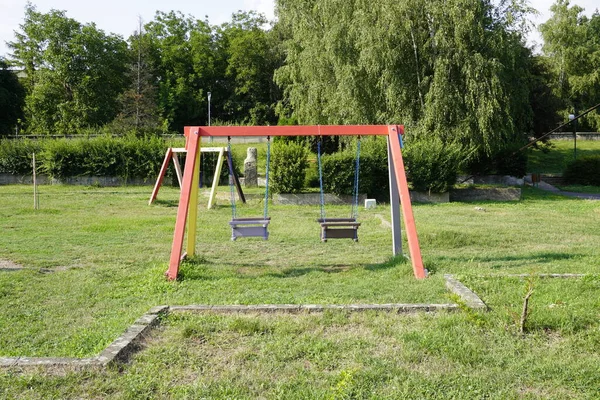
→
(403, 138, 463, 193)
(320, 136, 389, 201)
(563, 156, 600, 186)
(39, 136, 167, 181)
(271, 141, 309, 193)
(0, 139, 42, 174)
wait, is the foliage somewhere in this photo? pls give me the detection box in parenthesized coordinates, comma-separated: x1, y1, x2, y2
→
(0, 59, 25, 136)
(271, 141, 309, 193)
(403, 138, 464, 193)
(540, 1, 600, 130)
(0, 139, 42, 174)
(37, 136, 167, 181)
(275, 0, 533, 164)
(143, 11, 283, 132)
(112, 19, 161, 137)
(8, 4, 128, 135)
(321, 150, 389, 201)
(563, 156, 600, 186)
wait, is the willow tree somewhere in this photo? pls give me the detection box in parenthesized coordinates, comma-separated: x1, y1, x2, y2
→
(275, 0, 534, 172)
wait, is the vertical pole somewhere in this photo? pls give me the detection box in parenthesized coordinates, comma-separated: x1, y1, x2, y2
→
(166, 129, 201, 280)
(387, 138, 402, 256)
(33, 153, 39, 210)
(186, 138, 202, 257)
(387, 125, 426, 279)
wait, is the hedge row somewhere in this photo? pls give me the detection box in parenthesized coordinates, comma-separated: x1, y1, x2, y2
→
(564, 156, 600, 186)
(0, 137, 179, 182)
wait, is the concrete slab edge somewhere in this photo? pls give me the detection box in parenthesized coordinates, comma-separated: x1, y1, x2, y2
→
(444, 274, 488, 311)
(170, 303, 458, 313)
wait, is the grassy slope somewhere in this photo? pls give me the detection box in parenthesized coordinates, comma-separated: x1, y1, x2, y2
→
(0, 185, 599, 398)
(527, 140, 600, 174)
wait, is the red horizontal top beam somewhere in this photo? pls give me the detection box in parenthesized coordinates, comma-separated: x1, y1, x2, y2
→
(184, 125, 403, 137)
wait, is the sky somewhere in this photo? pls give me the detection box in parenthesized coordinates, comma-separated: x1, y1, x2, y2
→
(0, 0, 599, 58)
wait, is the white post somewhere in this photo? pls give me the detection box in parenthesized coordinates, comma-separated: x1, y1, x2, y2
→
(33, 153, 39, 210)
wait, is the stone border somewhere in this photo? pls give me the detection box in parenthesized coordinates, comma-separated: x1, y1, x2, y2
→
(171, 303, 458, 314)
(445, 274, 488, 310)
(0, 276, 496, 371)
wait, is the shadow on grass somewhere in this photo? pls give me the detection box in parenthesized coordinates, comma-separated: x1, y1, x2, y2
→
(153, 199, 179, 208)
(443, 252, 580, 270)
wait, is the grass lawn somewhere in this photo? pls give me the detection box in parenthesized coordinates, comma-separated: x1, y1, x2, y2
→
(1, 185, 599, 398)
(527, 139, 600, 174)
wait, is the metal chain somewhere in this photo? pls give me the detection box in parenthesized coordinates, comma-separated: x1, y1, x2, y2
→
(227, 137, 237, 220)
(352, 137, 361, 220)
(317, 138, 326, 221)
(263, 137, 271, 219)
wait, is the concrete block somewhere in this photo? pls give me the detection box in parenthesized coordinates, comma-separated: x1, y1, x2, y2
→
(364, 199, 376, 209)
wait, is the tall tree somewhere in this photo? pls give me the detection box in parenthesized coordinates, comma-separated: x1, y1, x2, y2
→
(0, 58, 25, 136)
(8, 4, 128, 134)
(540, 1, 600, 130)
(114, 18, 161, 136)
(275, 0, 535, 170)
(218, 12, 283, 125)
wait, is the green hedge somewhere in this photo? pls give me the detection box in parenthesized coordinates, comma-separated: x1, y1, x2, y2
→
(39, 136, 167, 181)
(0, 139, 43, 174)
(321, 151, 389, 201)
(0, 137, 182, 182)
(563, 156, 600, 186)
(271, 141, 309, 194)
(320, 137, 463, 198)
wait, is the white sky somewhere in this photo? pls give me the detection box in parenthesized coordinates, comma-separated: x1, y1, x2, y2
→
(0, 0, 599, 58)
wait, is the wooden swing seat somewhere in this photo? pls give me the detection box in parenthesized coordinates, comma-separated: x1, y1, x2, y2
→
(317, 218, 361, 242)
(229, 217, 271, 241)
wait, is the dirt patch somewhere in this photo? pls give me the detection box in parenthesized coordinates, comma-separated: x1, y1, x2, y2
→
(0, 259, 24, 271)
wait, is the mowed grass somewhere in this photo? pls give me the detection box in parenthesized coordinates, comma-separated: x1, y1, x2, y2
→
(527, 139, 600, 174)
(1, 184, 600, 398)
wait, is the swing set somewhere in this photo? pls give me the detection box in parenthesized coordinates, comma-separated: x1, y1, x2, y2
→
(165, 125, 426, 281)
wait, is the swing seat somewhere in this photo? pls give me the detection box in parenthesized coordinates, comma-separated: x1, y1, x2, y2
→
(317, 218, 360, 242)
(229, 217, 271, 241)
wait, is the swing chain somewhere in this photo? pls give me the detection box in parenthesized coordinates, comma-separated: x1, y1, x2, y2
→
(352, 136, 361, 220)
(263, 136, 271, 219)
(227, 136, 237, 219)
(317, 137, 326, 221)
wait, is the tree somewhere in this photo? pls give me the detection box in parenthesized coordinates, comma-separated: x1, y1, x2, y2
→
(8, 4, 128, 134)
(540, 1, 600, 130)
(218, 11, 284, 125)
(113, 18, 161, 136)
(0, 58, 25, 136)
(275, 0, 536, 173)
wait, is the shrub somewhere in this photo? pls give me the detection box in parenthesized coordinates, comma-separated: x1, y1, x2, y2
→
(321, 150, 389, 201)
(0, 139, 42, 174)
(563, 156, 600, 186)
(403, 138, 463, 193)
(271, 141, 309, 193)
(40, 136, 169, 181)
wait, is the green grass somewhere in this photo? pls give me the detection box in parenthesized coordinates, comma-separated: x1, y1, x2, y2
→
(527, 140, 600, 174)
(556, 184, 600, 194)
(1, 184, 600, 398)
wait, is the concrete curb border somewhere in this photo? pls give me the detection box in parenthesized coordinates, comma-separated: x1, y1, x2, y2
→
(0, 275, 511, 370)
(445, 274, 488, 310)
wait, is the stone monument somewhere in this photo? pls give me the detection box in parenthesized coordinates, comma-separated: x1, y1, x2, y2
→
(244, 147, 258, 187)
